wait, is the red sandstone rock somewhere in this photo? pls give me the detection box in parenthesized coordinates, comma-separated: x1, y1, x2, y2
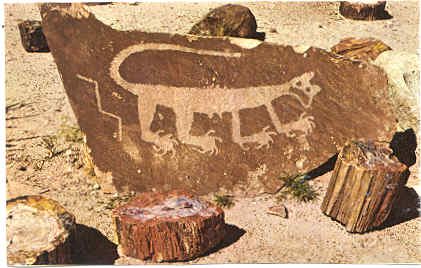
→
(112, 190, 226, 262)
(267, 205, 288, 218)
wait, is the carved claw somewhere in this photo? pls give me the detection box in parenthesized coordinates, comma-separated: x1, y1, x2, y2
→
(300, 114, 315, 135)
(239, 142, 251, 151)
(255, 126, 277, 150)
(190, 130, 222, 156)
(152, 131, 179, 158)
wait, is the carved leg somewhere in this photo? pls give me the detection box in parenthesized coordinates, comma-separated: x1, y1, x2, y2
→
(176, 111, 222, 155)
(232, 110, 277, 150)
(266, 103, 283, 134)
(138, 99, 178, 157)
(231, 111, 250, 150)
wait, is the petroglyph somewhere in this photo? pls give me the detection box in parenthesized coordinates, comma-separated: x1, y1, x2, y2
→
(77, 74, 123, 142)
(109, 43, 321, 156)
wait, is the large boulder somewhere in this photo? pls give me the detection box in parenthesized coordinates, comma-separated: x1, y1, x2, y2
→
(40, 3, 396, 196)
(373, 50, 419, 135)
(188, 4, 258, 39)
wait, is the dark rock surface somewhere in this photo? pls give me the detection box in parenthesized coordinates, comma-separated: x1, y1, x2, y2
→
(189, 4, 258, 39)
(40, 3, 396, 196)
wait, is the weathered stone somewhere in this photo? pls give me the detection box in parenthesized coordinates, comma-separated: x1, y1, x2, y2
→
(339, 1, 392, 21)
(112, 190, 226, 262)
(17, 20, 50, 52)
(7, 195, 75, 265)
(189, 4, 258, 39)
(373, 50, 419, 134)
(267, 205, 288, 218)
(330, 37, 391, 62)
(40, 3, 396, 196)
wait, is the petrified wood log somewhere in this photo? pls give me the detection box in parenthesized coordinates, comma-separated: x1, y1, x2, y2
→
(339, 1, 391, 20)
(321, 140, 407, 233)
(113, 190, 226, 262)
(6, 195, 76, 265)
(331, 37, 391, 62)
(40, 3, 396, 196)
(17, 20, 50, 52)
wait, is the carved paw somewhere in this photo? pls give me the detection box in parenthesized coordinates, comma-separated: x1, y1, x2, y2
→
(235, 126, 277, 150)
(255, 126, 278, 149)
(191, 130, 222, 156)
(300, 114, 315, 135)
(152, 131, 179, 158)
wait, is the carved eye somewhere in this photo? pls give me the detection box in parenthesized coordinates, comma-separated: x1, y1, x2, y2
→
(305, 87, 311, 93)
(295, 81, 302, 87)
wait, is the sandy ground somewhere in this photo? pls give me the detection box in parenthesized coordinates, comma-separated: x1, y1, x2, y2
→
(4, 1, 421, 265)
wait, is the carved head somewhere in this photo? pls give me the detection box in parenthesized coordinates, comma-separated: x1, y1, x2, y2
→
(290, 72, 321, 101)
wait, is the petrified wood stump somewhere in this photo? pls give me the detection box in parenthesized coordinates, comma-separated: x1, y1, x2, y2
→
(6, 195, 76, 265)
(17, 20, 50, 52)
(331, 37, 391, 62)
(113, 190, 226, 262)
(40, 3, 397, 196)
(321, 140, 407, 233)
(339, 1, 390, 20)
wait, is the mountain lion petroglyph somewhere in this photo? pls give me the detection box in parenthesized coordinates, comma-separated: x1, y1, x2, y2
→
(92, 43, 322, 157)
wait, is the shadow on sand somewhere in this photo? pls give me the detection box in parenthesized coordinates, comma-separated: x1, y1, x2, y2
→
(70, 224, 119, 265)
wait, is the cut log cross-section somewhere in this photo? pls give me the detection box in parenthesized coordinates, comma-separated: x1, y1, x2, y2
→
(6, 195, 76, 265)
(339, 1, 391, 21)
(321, 140, 407, 233)
(112, 190, 227, 262)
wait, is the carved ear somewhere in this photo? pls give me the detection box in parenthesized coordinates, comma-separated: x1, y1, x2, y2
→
(308, 71, 315, 79)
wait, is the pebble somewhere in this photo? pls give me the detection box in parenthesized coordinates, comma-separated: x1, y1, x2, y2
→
(266, 205, 288, 218)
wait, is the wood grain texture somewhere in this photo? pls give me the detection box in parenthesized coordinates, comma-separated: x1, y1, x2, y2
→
(321, 140, 407, 233)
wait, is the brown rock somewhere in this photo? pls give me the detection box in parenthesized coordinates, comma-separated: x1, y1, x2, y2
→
(189, 4, 258, 39)
(267, 205, 288, 218)
(339, 1, 392, 21)
(17, 20, 50, 52)
(331, 37, 392, 62)
(40, 3, 396, 196)
(112, 190, 226, 262)
(6, 195, 75, 265)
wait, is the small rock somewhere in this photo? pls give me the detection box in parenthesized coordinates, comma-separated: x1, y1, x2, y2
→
(93, 183, 101, 190)
(17, 166, 27, 171)
(266, 205, 288, 218)
(17, 20, 50, 52)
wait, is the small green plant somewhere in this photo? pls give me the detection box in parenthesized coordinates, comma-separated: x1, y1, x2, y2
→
(277, 174, 319, 203)
(213, 194, 235, 208)
(58, 123, 84, 143)
(40, 135, 59, 159)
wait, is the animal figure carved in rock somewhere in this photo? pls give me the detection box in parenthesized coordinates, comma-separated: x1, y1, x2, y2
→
(103, 43, 322, 157)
